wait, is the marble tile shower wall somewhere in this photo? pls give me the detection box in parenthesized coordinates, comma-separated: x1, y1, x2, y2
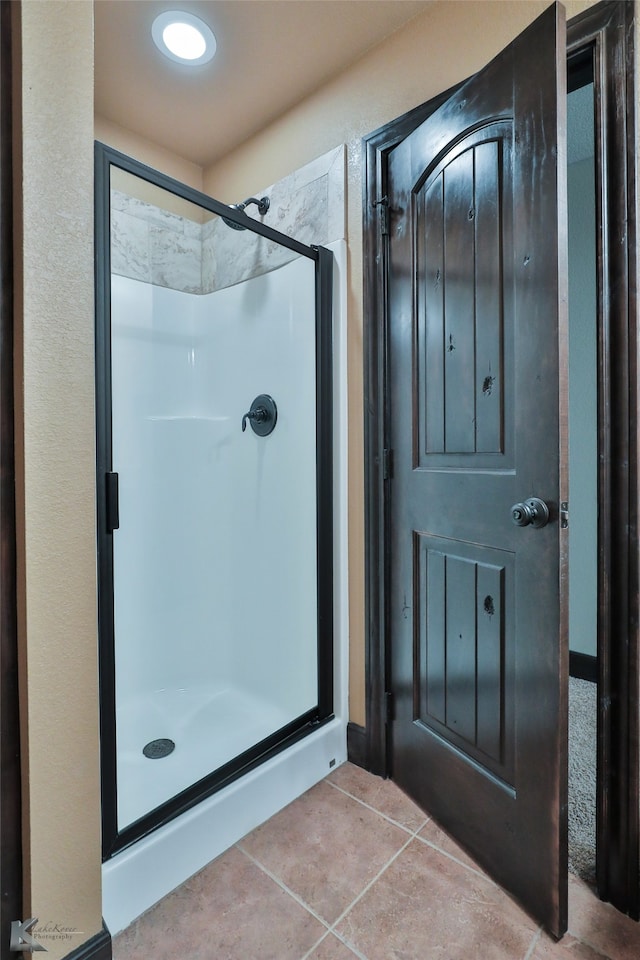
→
(110, 190, 204, 293)
(110, 146, 345, 295)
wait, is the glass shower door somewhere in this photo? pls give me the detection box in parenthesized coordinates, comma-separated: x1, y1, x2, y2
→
(95, 145, 333, 856)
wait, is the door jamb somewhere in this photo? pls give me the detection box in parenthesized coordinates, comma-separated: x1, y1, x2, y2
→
(0, 0, 21, 942)
(362, 87, 458, 777)
(566, 0, 639, 919)
(361, 0, 638, 918)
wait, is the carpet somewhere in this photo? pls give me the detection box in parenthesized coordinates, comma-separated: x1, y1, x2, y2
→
(568, 676, 597, 884)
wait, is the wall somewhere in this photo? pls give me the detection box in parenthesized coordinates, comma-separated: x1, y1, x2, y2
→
(110, 144, 345, 292)
(568, 99, 597, 659)
(95, 115, 203, 192)
(203, 0, 599, 726)
(15, 1, 102, 957)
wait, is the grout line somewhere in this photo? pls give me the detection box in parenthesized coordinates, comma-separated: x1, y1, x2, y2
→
(237, 840, 373, 960)
(299, 929, 368, 960)
(235, 843, 332, 932)
(239, 830, 419, 960)
(325, 777, 517, 895)
(325, 833, 416, 937)
(239, 784, 428, 960)
(238, 840, 374, 960)
(523, 926, 543, 960)
(238, 821, 422, 959)
(325, 771, 558, 928)
(325, 779, 430, 836)
(328, 928, 370, 960)
(412, 830, 499, 886)
(299, 930, 332, 960)
(235, 781, 429, 960)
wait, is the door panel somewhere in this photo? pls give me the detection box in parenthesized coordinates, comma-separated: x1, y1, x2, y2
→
(416, 122, 513, 469)
(415, 535, 514, 782)
(388, 3, 568, 936)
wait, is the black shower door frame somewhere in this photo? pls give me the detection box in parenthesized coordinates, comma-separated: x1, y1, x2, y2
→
(95, 143, 334, 860)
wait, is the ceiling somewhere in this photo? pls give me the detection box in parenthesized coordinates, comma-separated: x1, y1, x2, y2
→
(94, 1, 432, 170)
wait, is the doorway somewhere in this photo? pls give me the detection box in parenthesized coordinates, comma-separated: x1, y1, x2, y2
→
(362, 0, 638, 932)
(567, 58, 597, 887)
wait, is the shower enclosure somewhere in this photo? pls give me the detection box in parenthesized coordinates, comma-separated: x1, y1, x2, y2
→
(95, 144, 334, 858)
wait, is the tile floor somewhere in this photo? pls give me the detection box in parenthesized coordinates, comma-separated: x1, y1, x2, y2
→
(112, 763, 640, 960)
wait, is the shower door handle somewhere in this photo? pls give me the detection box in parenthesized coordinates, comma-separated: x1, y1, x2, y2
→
(106, 471, 120, 533)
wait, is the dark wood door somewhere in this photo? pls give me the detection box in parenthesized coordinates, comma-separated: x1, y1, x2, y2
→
(387, 3, 569, 937)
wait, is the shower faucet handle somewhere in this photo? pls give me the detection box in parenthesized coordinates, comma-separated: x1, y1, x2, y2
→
(241, 395, 278, 437)
(242, 407, 267, 432)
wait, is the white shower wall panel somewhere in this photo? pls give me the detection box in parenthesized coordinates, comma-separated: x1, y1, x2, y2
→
(195, 257, 318, 708)
(111, 257, 318, 770)
(111, 278, 231, 702)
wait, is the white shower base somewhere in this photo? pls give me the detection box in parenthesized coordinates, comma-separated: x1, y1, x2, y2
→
(103, 716, 346, 934)
(117, 683, 296, 828)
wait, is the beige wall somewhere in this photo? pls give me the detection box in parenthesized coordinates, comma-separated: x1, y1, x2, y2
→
(16, 2, 102, 957)
(203, 0, 599, 727)
(95, 115, 204, 191)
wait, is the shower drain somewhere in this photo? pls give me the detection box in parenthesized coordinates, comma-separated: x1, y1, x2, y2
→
(143, 738, 175, 759)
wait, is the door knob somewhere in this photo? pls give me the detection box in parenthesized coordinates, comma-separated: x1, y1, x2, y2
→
(510, 497, 550, 528)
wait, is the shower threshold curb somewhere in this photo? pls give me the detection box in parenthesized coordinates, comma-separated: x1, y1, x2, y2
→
(102, 716, 347, 935)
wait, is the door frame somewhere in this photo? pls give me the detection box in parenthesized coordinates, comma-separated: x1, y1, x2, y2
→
(0, 0, 22, 945)
(95, 145, 335, 860)
(362, 0, 638, 919)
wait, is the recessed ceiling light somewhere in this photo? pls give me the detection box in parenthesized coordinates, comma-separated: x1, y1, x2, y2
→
(152, 11, 216, 65)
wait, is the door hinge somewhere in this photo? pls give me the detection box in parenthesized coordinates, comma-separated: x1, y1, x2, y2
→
(383, 448, 394, 480)
(373, 195, 389, 236)
(560, 501, 569, 528)
(385, 691, 395, 724)
(106, 471, 120, 534)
